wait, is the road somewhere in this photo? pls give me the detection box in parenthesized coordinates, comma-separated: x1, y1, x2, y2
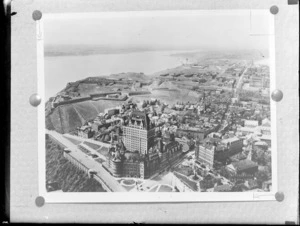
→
(46, 129, 126, 192)
(234, 64, 251, 98)
(216, 64, 251, 133)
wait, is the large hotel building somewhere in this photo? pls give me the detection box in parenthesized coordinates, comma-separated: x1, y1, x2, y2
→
(105, 110, 183, 179)
(122, 111, 156, 155)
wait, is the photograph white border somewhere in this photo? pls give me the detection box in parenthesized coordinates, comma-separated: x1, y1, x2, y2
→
(37, 9, 277, 203)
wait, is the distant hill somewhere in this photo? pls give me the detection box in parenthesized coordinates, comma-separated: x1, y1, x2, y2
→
(44, 45, 155, 57)
(170, 49, 268, 62)
(109, 72, 151, 81)
(45, 49, 268, 134)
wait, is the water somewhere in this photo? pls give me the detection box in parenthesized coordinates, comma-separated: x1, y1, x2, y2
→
(44, 50, 187, 100)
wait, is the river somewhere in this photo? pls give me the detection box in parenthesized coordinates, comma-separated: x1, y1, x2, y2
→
(44, 50, 269, 100)
(44, 50, 190, 100)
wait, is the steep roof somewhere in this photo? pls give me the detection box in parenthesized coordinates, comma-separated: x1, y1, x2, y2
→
(130, 110, 151, 130)
(262, 118, 271, 126)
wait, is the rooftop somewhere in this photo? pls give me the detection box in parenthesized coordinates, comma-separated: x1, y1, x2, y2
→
(244, 120, 259, 125)
(254, 141, 268, 146)
(129, 110, 151, 130)
(260, 134, 271, 140)
(221, 137, 240, 144)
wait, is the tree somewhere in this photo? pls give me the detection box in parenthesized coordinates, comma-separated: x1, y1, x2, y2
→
(161, 105, 166, 113)
(200, 178, 215, 190)
(252, 147, 267, 165)
(142, 101, 147, 108)
(231, 184, 244, 192)
(199, 78, 207, 83)
(104, 134, 111, 142)
(255, 170, 269, 188)
(220, 166, 231, 179)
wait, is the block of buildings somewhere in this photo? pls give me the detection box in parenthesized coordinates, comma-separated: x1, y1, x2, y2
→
(77, 125, 93, 138)
(105, 110, 183, 179)
(237, 126, 257, 135)
(261, 118, 271, 127)
(91, 122, 102, 132)
(258, 126, 271, 135)
(260, 134, 271, 147)
(221, 137, 243, 154)
(244, 120, 259, 128)
(104, 107, 121, 116)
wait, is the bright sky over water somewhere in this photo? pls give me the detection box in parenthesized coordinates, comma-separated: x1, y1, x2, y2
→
(44, 10, 271, 51)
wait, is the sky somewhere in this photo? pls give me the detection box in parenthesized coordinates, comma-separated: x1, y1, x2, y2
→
(43, 10, 271, 51)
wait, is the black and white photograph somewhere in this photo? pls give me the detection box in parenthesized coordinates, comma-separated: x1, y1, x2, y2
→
(8, 0, 299, 223)
(42, 10, 275, 197)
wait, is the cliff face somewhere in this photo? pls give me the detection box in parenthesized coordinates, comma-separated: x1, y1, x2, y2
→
(46, 136, 105, 192)
(46, 100, 124, 134)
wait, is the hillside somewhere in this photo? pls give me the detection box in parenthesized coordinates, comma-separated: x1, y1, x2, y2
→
(45, 49, 268, 134)
(46, 100, 124, 133)
(46, 136, 105, 192)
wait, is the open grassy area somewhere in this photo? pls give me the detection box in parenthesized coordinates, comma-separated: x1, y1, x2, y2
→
(96, 146, 110, 157)
(174, 165, 194, 177)
(173, 172, 198, 191)
(158, 185, 173, 192)
(83, 141, 101, 150)
(46, 99, 124, 133)
(123, 179, 136, 186)
(60, 104, 84, 133)
(73, 102, 99, 121)
(64, 136, 82, 145)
